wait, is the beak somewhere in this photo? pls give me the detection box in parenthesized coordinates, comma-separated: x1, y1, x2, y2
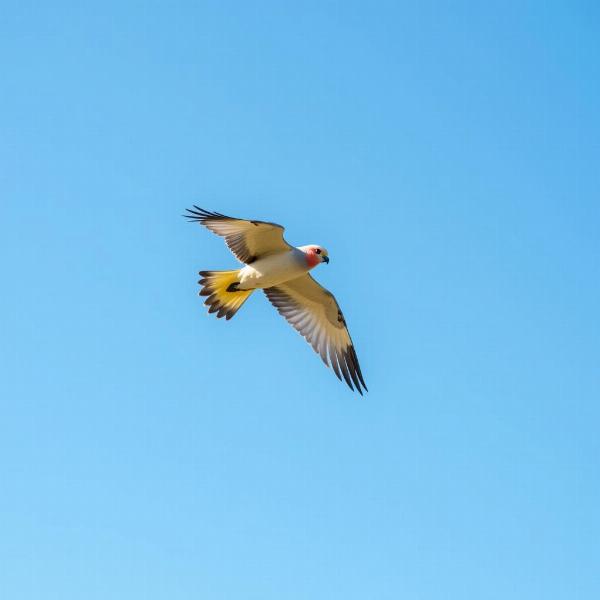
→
(322, 255, 329, 264)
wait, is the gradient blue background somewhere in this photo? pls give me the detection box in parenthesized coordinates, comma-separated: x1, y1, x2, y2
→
(1, 2, 599, 598)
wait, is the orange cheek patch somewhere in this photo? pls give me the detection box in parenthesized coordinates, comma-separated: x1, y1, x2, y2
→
(305, 251, 319, 268)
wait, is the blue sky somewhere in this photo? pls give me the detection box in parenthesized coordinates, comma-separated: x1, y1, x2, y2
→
(1, 1, 599, 598)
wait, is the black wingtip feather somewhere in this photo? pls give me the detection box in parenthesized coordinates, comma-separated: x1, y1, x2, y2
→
(348, 346, 367, 393)
(344, 349, 363, 395)
(337, 352, 355, 392)
(184, 206, 231, 222)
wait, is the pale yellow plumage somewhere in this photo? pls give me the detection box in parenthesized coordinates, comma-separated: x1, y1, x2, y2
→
(185, 206, 367, 394)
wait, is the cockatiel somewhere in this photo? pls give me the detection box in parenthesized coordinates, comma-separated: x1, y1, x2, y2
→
(185, 207, 367, 394)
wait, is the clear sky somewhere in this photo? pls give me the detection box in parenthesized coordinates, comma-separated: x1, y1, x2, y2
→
(1, 1, 599, 599)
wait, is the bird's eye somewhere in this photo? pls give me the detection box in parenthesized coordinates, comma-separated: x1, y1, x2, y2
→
(315, 249, 321, 254)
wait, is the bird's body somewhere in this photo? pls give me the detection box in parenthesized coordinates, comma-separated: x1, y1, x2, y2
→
(237, 248, 308, 290)
(185, 207, 367, 394)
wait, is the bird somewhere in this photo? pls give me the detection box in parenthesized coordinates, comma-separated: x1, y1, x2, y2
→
(184, 206, 367, 394)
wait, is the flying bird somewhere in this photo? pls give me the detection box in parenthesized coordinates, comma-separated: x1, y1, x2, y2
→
(185, 207, 367, 394)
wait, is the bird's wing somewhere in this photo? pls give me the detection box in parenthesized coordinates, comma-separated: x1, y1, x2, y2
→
(264, 274, 367, 394)
(184, 206, 292, 264)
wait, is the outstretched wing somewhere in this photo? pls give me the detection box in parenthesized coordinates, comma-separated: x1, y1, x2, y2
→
(264, 274, 367, 394)
(184, 206, 292, 264)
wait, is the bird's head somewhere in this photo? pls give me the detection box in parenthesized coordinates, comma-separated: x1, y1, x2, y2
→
(300, 245, 329, 268)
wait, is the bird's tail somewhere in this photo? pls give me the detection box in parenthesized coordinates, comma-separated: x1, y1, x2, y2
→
(198, 270, 253, 320)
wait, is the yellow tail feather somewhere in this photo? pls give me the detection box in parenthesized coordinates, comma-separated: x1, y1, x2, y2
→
(198, 270, 253, 320)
